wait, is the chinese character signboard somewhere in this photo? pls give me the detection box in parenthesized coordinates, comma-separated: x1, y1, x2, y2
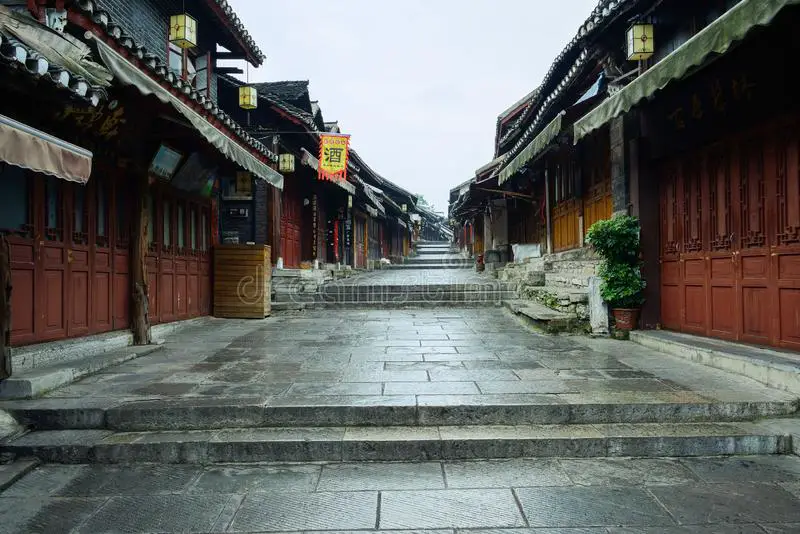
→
(318, 133, 350, 182)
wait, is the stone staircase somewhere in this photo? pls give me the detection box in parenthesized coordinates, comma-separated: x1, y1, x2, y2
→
(502, 247, 600, 330)
(1, 394, 796, 464)
(386, 241, 472, 270)
(272, 242, 504, 309)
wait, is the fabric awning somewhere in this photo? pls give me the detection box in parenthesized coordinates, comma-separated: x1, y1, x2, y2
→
(499, 112, 564, 185)
(92, 37, 284, 189)
(573, 0, 799, 143)
(0, 113, 92, 183)
(301, 148, 356, 195)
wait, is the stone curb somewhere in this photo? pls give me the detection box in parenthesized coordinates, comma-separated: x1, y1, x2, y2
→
(630, 331, 800, 396)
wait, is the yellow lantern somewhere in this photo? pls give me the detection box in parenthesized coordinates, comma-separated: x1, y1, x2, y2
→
(239, 85, 258, 110)
(169, 14, 197, 49)
(279, 154, 295, 173)
(626, 23, 654, 61)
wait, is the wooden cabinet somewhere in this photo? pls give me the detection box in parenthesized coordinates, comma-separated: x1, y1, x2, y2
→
(213, 245, 271, 319)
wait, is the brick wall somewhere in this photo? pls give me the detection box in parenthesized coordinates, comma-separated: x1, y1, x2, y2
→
(93, 0, 220, 103)
(220, 200, 254, 244)
(93, 0, 181, 63)
(253, 180, 268, 245)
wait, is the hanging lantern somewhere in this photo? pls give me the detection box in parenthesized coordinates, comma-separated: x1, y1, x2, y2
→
(239, 86, 258, 110)
(169, 14, 197, 49)
(279, 153, 295, 173)
(626, 23, 654, 61)
(401, 204, 408, 213)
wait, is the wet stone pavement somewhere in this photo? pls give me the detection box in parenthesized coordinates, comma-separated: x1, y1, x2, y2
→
(2, 308, 800, 531)
(3, 455, 800, 532)
(20, 308, 794, 404)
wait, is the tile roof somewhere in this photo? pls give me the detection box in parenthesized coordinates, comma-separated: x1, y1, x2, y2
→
(0, 7, 108, 106)
(205, 0, 265, 65)
(494, 0, 646, 177)
(75, 0, 278, 163)
(254, 80, 310, 104)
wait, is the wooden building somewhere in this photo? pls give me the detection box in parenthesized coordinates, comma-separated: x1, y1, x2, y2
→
(0, 0, 281, 349)
(460, 0, 800, 350)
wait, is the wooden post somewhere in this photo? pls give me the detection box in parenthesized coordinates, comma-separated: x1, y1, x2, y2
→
(0, 235, 12, 379)
(545, 167, 553, 255)
(130, 172, 151, 345)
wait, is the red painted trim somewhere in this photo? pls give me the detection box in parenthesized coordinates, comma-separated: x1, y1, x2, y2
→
(203, 0, 261, 66)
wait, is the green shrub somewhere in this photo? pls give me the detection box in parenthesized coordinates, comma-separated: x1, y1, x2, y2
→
(586, 215, 645, 309)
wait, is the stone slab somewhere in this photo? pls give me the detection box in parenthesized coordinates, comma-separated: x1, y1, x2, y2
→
(379, 489, 526, 529)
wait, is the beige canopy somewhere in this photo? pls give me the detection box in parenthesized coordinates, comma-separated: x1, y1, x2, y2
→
(92, 37, 283, 190)
(0, 113, 92, 183)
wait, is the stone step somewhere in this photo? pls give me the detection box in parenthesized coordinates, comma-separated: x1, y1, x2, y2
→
(0, 345, 163, 400)
(270, 300, 509, 311)
(0, 459, 39, 492)
(273, 291, 516, 304)
(383, 263, 473, 270)
(631, 330, 800, 395)
(3, 396, 793, 432)
(405, 257, 469, 265)
(526, 286, 589, 305)
(415, 249, 453, 254)
(1, 422, 789, 464)
(505, 300, 576, 333)
(544, 273, 591, 288)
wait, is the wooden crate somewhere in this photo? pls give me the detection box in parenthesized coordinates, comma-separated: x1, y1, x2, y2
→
(213, 245, 271, 318)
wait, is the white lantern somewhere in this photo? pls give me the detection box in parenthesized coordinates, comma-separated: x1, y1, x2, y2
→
(626, 23, 654, 61)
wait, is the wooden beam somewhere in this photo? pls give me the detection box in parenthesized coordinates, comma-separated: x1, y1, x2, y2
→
(215, 52, 248, 61)
(130, 172, 151, 345)
(215, 67, 244, 75)
(0, 234, 11, 380)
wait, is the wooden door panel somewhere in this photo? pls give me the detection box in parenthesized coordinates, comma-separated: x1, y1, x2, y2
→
(146, 255, 158, 324)
(159, 272, 175, 321)
(43, 269, 65, 337)
(113, 270, 129, 329)
(68, 248, 90, 337)
(741, 285, 771, 341)
(10, 266, 35, 343)
(93, 250, 112, 332)
(188, 274, 199, 316)
(9, 240, 36, 344)
(778, 288, 800, 346)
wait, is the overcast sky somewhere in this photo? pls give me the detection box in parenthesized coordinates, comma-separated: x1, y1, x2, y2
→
(228, 0, 598, 213)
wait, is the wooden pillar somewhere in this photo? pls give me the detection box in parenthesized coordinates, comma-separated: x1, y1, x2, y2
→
(0, 235, 11, 379)
(545, 168, 553, 255)
(130, 172, 151, 345)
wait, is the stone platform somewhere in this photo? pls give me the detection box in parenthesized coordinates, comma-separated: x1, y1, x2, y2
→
(1, 309, 797, 464)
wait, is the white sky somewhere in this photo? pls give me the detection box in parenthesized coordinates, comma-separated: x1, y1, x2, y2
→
(228, 0, 598, 213)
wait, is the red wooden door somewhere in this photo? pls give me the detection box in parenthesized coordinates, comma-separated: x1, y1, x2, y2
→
(158, 196, 176, 323)
(92, 178, 113, 334)
(659, 118, 799, 349)
(174, 201, 188, 319)
(40, 176, 67, 342)
(66, 183, 91, 338)
(199, 207, 211, 315)
(280, 182, 302, 268)
(112, 177, 130, 330)
(2, 166, 36, 346)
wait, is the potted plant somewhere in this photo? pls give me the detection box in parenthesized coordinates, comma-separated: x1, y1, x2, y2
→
(585, 215, 646, 331)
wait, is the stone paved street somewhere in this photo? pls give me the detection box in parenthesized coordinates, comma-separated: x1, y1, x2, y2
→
(6, 308, 791, 404)
(2, 305, 800, 531)
(3, 455, 800, 532)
